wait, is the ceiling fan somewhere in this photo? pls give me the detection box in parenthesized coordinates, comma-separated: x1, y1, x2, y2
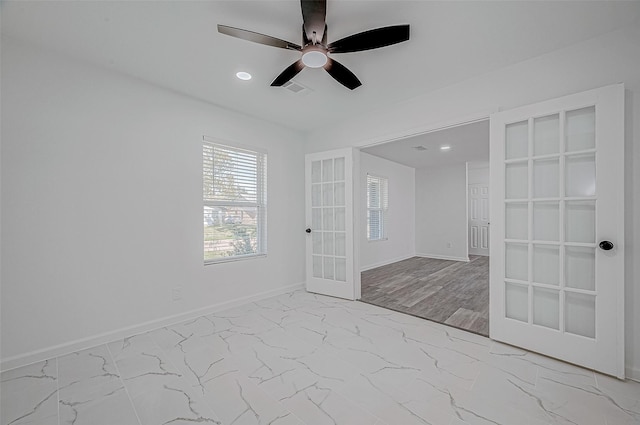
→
(218, 0, 410, 90)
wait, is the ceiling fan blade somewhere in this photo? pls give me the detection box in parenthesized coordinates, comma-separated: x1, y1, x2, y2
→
(301, 0, 326, 44)
(324, 58, 361, 90)
(328, 24, 410, 53)
(271, 60, 305, 87)
(218, 25, 301, 51)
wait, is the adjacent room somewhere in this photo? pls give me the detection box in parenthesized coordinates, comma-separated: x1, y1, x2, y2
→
(359, 120, 491, 336)
(2, 1, 640, 425)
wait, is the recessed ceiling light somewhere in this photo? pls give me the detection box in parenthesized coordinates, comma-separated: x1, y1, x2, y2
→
(440, 145, 451, 151)
(236, 71, 252, 81)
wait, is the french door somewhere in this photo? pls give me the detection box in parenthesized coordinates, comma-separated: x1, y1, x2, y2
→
(305, 148, 358, 300)
(489, 84, 625, 378)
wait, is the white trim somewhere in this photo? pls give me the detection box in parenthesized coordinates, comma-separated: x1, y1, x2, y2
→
(415, 253, 470, 262)
(0, 282, 305, 373)
(465, 162, 470, 258)
(204, 253, 267, 266)
(356, 110, 496, 150)
(360, 254, 416, 272)
(353, 149, 362, 300)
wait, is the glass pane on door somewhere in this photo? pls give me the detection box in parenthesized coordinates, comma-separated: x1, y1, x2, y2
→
(534, 114, 560, 156)
(566, 154, 596, 197)
(322, 159, 333, 182)
(309, 157, 348, 285)
(312, 208, 322, 230)
(565, 246, 595, 291)
(323, 208, 334, 230)
(533, 245, 559, 285)
(566, 106, 595, 152)
(335, 208, 345, 231)
(313, 255, 322, 278)
(505, 162, 528, 199)
(565, 292, 596, 338)
(565, 201, 595, 243)
(505, 282, 528, 322)
(505, 243, 528, 281)
(533, 158, 559, 198)
(312, 232, 322, 255)
(503, 106, 599, 339)
(533, 287, 560, 330)
(533, 202, 559, 241)
(506, 203, 528, 240)
(506, 121, 528, 159)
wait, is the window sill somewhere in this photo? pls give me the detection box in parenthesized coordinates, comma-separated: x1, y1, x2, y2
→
(204, 253, 266, 266)
(367, 238, 388, 243)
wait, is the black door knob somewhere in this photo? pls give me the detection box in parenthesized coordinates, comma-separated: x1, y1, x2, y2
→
(305, 228, 312, 233)
(599, 240, 614, 251)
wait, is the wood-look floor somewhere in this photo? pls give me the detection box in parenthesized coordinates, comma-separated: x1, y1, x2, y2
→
(360, 255, 489, 336)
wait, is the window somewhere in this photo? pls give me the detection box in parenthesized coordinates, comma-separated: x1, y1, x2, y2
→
(203, 138, 267, 263)
(367, 174, 388, 241)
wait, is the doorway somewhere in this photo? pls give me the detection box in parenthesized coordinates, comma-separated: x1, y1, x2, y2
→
(358, 120, 491, 336)
(305, 85, 625, 377)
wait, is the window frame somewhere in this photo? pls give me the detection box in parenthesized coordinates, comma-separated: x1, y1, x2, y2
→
(366, 173, 389, 242)
(203, 137, 267, 264)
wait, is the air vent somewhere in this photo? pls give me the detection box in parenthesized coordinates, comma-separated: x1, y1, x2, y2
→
(412, 145, 427, 151)
(282, 80, 309, 94)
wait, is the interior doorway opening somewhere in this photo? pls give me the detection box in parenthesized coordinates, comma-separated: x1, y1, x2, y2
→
(358, 119, 491, 336)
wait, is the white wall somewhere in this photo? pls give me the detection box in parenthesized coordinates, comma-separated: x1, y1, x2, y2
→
(0, 38, 306, 368)
(468, 164, 489, 185)
(306, 24, 640, 379)
(415, 164, 468, 261)
(360, 153, 415, 271)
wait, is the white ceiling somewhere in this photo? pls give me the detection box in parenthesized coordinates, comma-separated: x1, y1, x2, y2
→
(2, 1, 640, 133)
(362, 119, 489, 169)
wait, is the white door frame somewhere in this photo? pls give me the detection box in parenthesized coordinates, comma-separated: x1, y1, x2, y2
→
(356, 110, 495, 267)
(353, 110, 497, 151)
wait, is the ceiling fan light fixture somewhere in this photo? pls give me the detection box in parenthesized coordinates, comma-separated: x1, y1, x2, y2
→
(302, 50, 328, 68)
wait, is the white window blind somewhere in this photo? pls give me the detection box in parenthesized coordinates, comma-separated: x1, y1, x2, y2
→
(203, 139, 267, 263)
(367, 174, 388, 241)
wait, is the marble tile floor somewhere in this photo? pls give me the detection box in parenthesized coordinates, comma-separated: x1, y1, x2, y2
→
(2, 290, 639, 425)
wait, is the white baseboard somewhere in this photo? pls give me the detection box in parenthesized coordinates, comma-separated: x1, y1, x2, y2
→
(415, 253, 470, 262)
(0, 282, 305, 372)
(360, 254, 416, 272)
